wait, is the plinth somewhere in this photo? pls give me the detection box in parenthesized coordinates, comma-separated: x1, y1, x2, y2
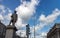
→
(5, 25, 17, 38)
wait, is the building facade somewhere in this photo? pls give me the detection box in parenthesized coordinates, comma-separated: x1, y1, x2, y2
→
(47, 23, 60, 38)
(0, 21, 6, 38)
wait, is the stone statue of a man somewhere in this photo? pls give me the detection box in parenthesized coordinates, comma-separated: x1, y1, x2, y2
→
(9, 11, 18, 26)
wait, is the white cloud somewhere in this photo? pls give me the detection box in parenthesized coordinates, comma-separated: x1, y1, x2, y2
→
(0, 4, 12, 25)
(30, 32, 47, 38)
(15, 0, 39, 37)
(15, 0, 39, 28)
(0, 5, 6, 14)
(0, 14, 4, 20)
(39, 8, 60, 24)
(31, 8, 60, 33)
(16, 0, 39, 21)
(5, 13, 12, 20)
(16, 30, 26, 37)
(35, 32, 47, 38)
(40, 32, 47, 38)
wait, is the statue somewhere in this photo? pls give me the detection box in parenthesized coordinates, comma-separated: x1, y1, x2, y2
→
(9, 10, 18, 26)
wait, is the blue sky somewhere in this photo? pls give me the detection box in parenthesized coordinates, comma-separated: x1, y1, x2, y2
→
(1, 0, 60, 14)
(1, 0, 60, 18)
(0, 0, 60, 38)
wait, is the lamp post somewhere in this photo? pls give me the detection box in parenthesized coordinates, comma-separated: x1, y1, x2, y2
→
(26, 24, 30, 38)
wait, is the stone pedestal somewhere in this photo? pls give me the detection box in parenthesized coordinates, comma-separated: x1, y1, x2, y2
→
(5, 25, 17, 38)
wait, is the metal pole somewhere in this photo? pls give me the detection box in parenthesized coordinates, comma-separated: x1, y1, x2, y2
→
(34, 17, 36, 38)
(20, 32, 21, 37)
(34, 26, 35, 38)
(34, 14, 37, 38)
(30, 33, 31, 38)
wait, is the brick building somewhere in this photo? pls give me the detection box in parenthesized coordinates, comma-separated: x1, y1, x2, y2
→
(47, 23, 60, 38)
